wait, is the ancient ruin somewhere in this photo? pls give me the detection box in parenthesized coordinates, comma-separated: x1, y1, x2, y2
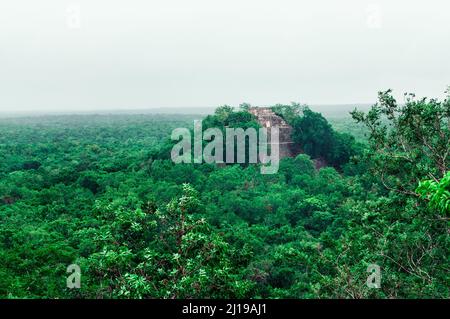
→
(248, 107, 300, 159)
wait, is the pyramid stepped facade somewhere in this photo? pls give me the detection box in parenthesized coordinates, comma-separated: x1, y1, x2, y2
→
(248, 107, 299, 159)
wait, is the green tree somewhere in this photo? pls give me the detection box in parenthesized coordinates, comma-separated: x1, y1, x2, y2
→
(351, 89, 450, 194)
(417, 171, 450, 215)
(77, 184, 252, 298)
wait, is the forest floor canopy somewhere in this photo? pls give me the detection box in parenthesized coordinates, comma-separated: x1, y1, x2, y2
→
(0, 90, 448, 299)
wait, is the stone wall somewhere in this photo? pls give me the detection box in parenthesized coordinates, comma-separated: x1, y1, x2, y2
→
(248, 107, 299, 159)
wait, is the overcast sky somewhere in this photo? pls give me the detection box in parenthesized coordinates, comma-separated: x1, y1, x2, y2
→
(0, 0, 449, 112)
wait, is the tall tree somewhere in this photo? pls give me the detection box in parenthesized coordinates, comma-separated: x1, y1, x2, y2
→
(351, 89, 450, 195)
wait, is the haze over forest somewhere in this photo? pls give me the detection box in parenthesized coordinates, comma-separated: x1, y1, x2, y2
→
(1, 0, 449, 113)
(0, 0, 449, 301)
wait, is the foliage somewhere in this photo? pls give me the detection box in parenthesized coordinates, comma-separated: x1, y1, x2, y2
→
(417, 171, 450, 215)
(74, 184, 252, 298)
(351, 89, 450, 194)
(0, 95, 448, 299)
(280, 106, 360, 168)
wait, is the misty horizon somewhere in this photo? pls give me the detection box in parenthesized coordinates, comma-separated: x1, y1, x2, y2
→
(1, 0, 449, 113)
(0, 103, 375, 119)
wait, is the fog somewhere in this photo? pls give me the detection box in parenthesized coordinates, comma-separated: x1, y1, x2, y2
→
(1, 0, 449, 112)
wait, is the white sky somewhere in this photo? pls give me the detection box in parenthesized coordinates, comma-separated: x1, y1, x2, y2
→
(0, 0, 449, 112)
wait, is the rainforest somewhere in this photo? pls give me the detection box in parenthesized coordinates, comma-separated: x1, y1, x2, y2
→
(0, 90, 448, 299)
